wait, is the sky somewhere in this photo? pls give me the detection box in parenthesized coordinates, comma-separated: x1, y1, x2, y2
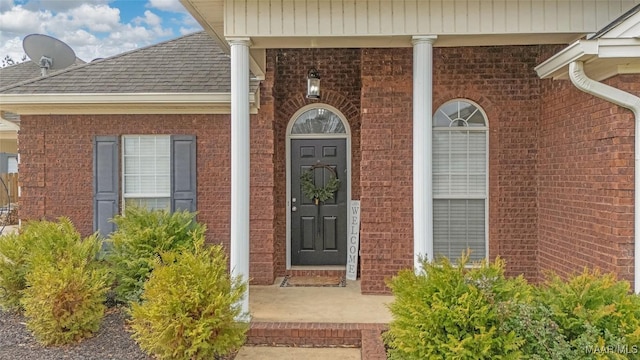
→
(0, 0, 202, 63)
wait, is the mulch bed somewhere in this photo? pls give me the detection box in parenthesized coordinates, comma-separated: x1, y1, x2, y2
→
(0, 307, 239, 360)
(0, 308, 151, 360)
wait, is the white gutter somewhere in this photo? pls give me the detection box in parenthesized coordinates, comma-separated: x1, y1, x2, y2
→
(535, 38, 640, 80)
(569, 61, 640, 293)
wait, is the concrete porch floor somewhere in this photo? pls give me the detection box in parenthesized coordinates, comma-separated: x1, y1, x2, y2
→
(239, 278, 393, 359)
(249, 278, 394, 323)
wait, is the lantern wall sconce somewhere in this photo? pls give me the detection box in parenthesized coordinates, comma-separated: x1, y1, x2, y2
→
(306, 68, 320, 99)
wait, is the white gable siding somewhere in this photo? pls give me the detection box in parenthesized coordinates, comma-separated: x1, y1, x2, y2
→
(225, 0, 639, 38)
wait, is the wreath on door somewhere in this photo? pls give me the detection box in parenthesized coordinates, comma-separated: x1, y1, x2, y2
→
(300, 164, 341, 205)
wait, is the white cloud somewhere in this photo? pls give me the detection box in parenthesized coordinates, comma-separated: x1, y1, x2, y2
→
(0, 36, 26, 63)
(0, 0, 14, 12)
(147, 0, 185, 13)
(0, 0, 199, 65)
(134, 10, 161, 27)
(0, 6, 50, 36)
(68, 4, 121, 33)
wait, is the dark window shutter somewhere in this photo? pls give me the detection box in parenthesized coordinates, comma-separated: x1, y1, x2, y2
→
(93, 136, 119, 237)
(171, 135, 197, 212)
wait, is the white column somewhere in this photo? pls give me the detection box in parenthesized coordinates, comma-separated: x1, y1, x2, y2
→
(229, 38, 251, 319)
(412, 35, 437, 273)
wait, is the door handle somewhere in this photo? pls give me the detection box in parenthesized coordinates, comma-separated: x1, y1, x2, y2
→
(292, 206, 297, 212)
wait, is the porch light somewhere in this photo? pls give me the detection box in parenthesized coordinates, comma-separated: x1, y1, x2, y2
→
(306, 68, 320, 99)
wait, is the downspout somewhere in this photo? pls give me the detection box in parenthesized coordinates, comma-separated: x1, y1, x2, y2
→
(569, 61, 640, 293)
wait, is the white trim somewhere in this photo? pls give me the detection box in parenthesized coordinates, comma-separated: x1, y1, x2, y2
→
(535, 38, 640, 80)
(0, 92, 260, 115)
(285, 104, 351, 270)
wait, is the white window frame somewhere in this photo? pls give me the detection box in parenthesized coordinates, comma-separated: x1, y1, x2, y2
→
(121, 135, 171, 212)
(432, 99, 489, 261)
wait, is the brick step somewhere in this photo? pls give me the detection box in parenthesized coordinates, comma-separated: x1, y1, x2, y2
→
(247, 322, 387, 357)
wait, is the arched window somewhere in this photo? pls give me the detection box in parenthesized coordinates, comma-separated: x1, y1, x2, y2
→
(433, 99, 488, 262)
(290, 108, 346, 134)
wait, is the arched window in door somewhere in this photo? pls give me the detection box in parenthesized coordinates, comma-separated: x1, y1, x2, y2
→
(290, 108, 346, 134)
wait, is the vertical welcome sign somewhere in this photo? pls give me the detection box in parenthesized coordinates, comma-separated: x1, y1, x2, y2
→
(346, 200, 361, 280)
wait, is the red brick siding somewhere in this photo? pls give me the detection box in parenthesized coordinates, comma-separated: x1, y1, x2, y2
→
(359, 46, 541, 293)
(434, 46, 541, 280)
(538, 74, 638, 284)
(18, 115, 235, 267)
(251, 54, 278, 285)
(359, 48, 414, 293)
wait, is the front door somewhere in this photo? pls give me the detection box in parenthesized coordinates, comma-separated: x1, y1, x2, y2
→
(291, 139, 347, 265)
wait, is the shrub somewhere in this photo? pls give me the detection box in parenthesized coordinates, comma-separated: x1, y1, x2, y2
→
(18, 219, 111, 345)
(384, 253, 529, 360)
(129, 245, 248, 360)
(0, 232, 31, 310)
(0, 218, 107, 311)
(107, 207, 206, 304)
(499, 302, 573, 360)
(537, 269, 640, 359)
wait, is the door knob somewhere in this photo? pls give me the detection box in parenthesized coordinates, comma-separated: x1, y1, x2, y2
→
(292, 206, 297, 212)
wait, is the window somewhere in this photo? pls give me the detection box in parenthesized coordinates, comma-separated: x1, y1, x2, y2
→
(123, 135, 170, 211)
(93, 135, 196, 237)
(290, 108, 346, 134)
(433, 100, 488, 262)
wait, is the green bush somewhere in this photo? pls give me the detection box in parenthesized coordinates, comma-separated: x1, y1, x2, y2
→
(499, 302, 573, 360)
(385, 253, 640, 360)
(107, 207, 206, 304)
(0, 218, 108, 311)
(538, 269, 640, 359)
(0, 232, 31, 310)
(129, 245, 248, 360)
(18, 219, 111, 345)
(384, 253, 529, 360)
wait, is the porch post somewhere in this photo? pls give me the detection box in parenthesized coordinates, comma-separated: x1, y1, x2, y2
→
(229, 37, 251, 319)
(412, 35, 437, 272)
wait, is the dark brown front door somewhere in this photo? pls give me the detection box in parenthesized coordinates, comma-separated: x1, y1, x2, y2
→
(291, 139, 347, 265)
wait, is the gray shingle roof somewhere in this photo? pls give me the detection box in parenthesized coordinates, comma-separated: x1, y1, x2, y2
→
(0, 58, 84, 90)
(0, 31, 254, 94)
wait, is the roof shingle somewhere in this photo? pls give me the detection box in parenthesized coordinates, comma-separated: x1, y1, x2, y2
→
(0, 31, 251, 94)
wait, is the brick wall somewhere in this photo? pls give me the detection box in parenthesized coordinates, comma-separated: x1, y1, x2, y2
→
(18, 116, 229, 269)
(434, 46, 541, 280)
(270, 48, 362, 277)
(359, 48, 414, 293)
(19, 47, 636, 293)
(359, 46, 541, 293)
(19, 113, 278, 285)
(538, 74, 638, 284)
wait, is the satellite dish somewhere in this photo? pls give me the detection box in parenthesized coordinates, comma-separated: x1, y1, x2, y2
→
(23, 34, 76, 77)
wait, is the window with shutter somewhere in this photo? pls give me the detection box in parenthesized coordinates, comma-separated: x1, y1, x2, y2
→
(433, 100, 488, 262)
(93, 134, 197, 237)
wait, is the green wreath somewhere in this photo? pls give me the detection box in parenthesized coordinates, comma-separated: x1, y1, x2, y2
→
(300, 164, 341, 205)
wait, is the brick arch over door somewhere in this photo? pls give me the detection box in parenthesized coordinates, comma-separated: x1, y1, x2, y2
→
(278, 89, 361, 200)
(273, 90, 362, 277)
